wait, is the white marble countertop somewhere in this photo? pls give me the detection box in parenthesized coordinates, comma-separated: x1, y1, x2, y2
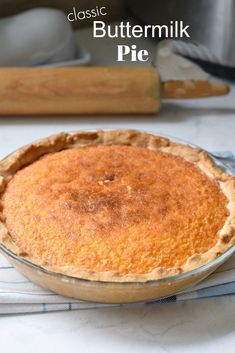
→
(0, 28, 235, 353)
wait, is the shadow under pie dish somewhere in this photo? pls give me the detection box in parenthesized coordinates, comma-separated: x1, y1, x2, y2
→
(0, 130, 235, 304)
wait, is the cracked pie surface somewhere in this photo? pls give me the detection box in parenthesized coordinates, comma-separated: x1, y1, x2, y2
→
(0, 130, 235, 282)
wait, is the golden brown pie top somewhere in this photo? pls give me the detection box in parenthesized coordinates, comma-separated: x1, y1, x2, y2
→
(1, 143, 229, 276)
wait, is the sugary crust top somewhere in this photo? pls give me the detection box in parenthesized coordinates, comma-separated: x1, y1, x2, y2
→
(0, 130, 235, 282)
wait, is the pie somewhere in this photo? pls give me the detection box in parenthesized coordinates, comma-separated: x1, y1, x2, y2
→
(0, 130, 235, 283)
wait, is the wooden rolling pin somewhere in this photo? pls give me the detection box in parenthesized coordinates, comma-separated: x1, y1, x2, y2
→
(0, 67, 229, 115)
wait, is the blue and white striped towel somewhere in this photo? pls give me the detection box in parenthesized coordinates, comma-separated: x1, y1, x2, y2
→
(0, 152, 234, 314)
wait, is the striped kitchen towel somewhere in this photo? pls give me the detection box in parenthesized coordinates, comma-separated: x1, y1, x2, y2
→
(0, 151, 234, 314)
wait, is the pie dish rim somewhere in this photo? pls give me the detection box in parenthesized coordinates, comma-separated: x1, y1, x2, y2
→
(1, 236, 235, 287)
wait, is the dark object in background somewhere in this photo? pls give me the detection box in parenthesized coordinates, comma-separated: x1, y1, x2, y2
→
(128, 0, 235, 80)
(188, 59, 235, 82)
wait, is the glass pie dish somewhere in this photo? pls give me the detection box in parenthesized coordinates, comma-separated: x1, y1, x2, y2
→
(0, 131, 234, 304)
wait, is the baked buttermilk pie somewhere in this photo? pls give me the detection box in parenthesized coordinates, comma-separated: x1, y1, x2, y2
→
(0, 130, 235, 285)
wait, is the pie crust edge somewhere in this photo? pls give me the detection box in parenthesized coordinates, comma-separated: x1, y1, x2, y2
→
(0, 129, 234, 282)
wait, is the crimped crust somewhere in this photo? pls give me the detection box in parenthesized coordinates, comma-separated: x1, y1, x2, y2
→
(0, 129, 235, 282)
